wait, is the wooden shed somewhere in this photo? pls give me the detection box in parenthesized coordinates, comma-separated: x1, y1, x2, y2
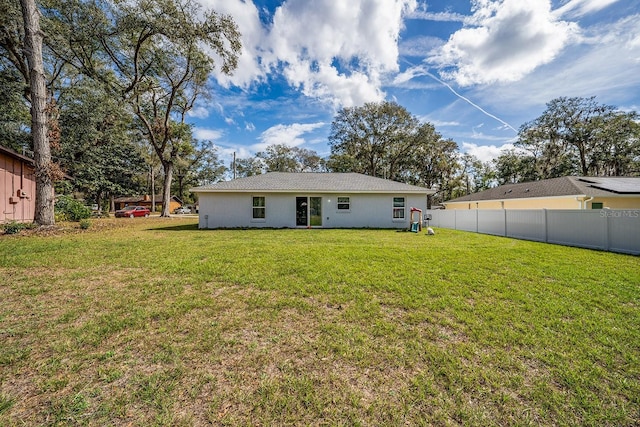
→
(1, 145, 37, 224)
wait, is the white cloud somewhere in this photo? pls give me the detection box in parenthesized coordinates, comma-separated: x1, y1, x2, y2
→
(430, 0, 579, 86)
(199, 0, 268, 87)
(198, 0, 418, 109)
(283, 63, 383, 108)
(554, 0, 621, 19)
(254, 122, 326, 151)
(262, 0, 417, 107)
(193, 128, 224, 141)
(393, 66, 426, 85)
(461, 141, 515, 163)
(424, 119, 461, 127)
(218, 145, 252, 162)
(399, 36, 444, 57)
(187, 106, 210, 119)
(407, 3, 467, 23)
(478, 14, 640, 110)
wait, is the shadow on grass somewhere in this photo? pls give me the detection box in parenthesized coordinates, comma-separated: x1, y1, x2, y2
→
(146, 223, 200, 232)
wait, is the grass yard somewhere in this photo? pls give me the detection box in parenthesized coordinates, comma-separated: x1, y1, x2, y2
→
(0, 218, 639, 426)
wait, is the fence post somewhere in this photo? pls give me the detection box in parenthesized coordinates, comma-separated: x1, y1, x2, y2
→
(605, 212, 611, 251)
(543, 209, 548, 243)
(503, 209, 507, 237)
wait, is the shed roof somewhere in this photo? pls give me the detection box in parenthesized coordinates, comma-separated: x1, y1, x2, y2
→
(191, 172, 434, 194)
(445, 176, 640, 204)
(0, 144, 35, 166)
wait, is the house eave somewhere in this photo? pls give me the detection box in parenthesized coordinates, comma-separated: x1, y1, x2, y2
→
(191, 188, 435, 195)
(443, 194, 589, 205)
(442, 192, 640, 207)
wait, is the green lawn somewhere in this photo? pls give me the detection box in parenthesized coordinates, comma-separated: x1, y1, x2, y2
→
(1, 218, 639, 426)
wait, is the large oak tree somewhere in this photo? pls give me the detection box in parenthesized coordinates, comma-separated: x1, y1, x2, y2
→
(21, 0, 56, 225)
(516, 97, 640, 179)
(327, 101, 461, 204)
(44, 0, 241, 216)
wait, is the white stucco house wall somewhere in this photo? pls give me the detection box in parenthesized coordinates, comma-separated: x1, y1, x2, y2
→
(190, 172, 434, 229)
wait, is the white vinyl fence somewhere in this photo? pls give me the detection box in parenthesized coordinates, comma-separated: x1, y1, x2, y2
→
(425, 209, 640, 255)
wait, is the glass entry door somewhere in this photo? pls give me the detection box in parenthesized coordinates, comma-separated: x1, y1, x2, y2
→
(296, 197, 308, 226)
(295, 196, 322, 227)
(309, 197, 322, 226)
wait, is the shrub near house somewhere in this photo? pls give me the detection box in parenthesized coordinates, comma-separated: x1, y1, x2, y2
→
(55, 195, 92, 222)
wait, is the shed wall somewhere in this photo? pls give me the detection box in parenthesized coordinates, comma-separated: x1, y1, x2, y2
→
(1, 152, 36, 223)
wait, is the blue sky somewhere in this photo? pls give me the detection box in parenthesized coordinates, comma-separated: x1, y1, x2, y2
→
(190, 0, 640, 167)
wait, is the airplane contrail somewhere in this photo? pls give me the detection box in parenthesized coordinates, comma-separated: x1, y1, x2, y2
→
(424, 70, 518, 133)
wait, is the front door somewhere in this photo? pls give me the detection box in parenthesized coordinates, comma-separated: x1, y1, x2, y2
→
(295, 196, 322, 227)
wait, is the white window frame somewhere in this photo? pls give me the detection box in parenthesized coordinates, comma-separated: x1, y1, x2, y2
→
(336, 196, 350, 212)
(392, 196, 405, 220)
(252, 196, 266, 221)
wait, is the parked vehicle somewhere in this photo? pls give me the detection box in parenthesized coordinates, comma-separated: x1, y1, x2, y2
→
(174, 206, 191, 214)
(115, 206, 150, 218)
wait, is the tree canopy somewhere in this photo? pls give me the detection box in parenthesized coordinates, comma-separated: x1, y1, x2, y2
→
(3, 0, 639, 214)
(56, 77, 147, 208)
(328, 101, 418, 180)
(1, 0, 242, 218)
(233, 144, 326, 177)
(327, 101, 463, 204)
(40, 0, 241, 215)
(507, 96, 640, 181)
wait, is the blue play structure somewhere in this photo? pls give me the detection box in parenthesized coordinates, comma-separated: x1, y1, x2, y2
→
(409, 207, 422, 233)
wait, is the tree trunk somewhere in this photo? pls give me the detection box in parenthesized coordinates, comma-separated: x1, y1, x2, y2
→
(161, 160, 173, 217)
(176, 172, 184, 202)
(21, 0, 55, 225)
(150, 165, 156, 212)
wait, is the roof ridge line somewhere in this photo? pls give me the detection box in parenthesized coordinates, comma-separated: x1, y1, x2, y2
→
(564, 176, 589, 195)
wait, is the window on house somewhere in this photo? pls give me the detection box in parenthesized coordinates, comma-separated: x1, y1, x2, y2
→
(337, 196, 350, 211)
(393, 197, 405, 219)
(591, 202, 603, 209)
(252, 196, 265, 219)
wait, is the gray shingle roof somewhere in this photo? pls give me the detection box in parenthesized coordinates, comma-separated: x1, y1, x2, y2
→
(191, 172, 434, 194)
(445, 176, 640, 203)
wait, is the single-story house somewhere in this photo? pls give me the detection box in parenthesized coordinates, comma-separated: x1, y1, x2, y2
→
(113, 194, 182, 212)
(443, 176, 640, 210)
(1, 144, 36, 223)
(190, 172, 434, 229)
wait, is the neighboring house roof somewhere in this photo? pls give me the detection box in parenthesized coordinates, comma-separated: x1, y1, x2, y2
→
(0, 144, 35, 166)
(191, 172, 435, 194)
(445, 176, 640, 203)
